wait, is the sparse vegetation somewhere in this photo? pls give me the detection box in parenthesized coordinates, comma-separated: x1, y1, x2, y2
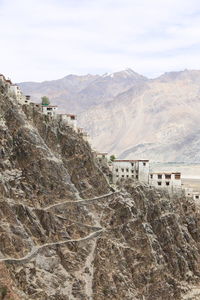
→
(41, 96, 50, 106)
(110, 155, 116, 162)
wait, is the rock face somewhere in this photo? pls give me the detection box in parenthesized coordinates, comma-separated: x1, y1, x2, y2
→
(20, 69, 200, 162)
(1, 85, 200, 299)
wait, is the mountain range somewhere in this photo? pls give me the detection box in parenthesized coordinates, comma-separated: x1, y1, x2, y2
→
(19, 68, 200, 162)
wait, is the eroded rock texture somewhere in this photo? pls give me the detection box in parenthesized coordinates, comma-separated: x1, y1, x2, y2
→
(1, 86, 200, 299)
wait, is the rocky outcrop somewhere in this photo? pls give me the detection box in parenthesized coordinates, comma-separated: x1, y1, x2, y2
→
(1, 86, 200, 299)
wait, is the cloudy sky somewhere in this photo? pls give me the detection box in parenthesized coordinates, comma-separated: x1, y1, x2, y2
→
(1, 0, 200, 82)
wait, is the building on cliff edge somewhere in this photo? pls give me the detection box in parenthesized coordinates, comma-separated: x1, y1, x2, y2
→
(149, 172, 182, 193)
(112, 159, 150, 183)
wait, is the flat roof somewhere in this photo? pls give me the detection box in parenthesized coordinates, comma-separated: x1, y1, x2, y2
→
(113, 159, 149, 162)
(150, 172, 181, 175)
(42, 105, 58, 108)
(97, 152, 108, 155)
(67, 114, 77, 117)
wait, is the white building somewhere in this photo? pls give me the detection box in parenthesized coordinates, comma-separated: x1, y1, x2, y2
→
(42, 105, 58, 116)
(8, 84, 31, 105)
(59, 114, 77, 130)
(185, 187, 193, 198)
(149, 172, 182, 192)
(112, 159, 149, 183)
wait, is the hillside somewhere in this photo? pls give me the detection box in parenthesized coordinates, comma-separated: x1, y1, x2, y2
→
(19, 69, 200, 162)
(1, 83, 200, 299)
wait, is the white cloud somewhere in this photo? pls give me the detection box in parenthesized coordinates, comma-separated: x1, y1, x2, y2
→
(1, 0, 200, 81)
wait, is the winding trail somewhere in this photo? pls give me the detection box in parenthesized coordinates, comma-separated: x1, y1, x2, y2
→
(0, 191, 119, 265)
(44, 191, 118, 211)
(0, 229, 103, 265)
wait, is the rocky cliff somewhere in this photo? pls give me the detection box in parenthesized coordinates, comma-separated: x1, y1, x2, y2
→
(1, 85, 200, 299)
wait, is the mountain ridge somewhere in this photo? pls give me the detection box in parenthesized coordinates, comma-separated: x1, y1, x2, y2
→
(19, 68, 200, 162)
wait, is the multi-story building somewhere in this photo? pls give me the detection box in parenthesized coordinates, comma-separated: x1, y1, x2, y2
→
(112, 159, 149, 183)
(42, 104, 58, 116)
(149, 172, 182, 192)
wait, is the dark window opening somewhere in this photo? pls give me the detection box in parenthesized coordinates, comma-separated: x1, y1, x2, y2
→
(158, 174, 162, 179)
(166, 182, 170, 186)
(158, 182, 162, 186)
(165, 174, 171, 179)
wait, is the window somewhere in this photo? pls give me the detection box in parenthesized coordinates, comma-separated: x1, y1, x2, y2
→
(116, 169, 118, 172)
(122, 175, 124, 178)
(121, 168, 124, 172)
(116, 175, 119, 177)
(127, 175, 129, 178)
(158, 174, 162, 179)
(195, 195, 199, 199)
(126, 168, 129, 172)
(143, 162, 146, 166)
(47, 112, 51, 115)
(131, 163, 134, 166)
(150, 174, 153, 179)
(166, 182, 170, 186)
(158, 182, 162, 186)
(175, 174, 181, 180)
(131, 170, 134, 173)
(165, 174, 171, 179)
(132, 175, 134, 178)
(47, 107, 52, 111)
(136, 175, 138, 179)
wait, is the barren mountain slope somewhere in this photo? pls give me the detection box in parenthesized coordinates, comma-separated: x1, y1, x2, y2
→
(20, 69, 200, 162)
(19, 69, 147, 114)
(79, 69, 200, 162)
(1, 81, 200, 299)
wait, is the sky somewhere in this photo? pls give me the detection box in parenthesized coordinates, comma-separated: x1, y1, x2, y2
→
(1, 0, 200, 82)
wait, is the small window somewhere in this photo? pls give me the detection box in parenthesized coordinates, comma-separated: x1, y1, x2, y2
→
(121, 168, 124, 172)
(132, 175, 134, 178)
(166, 182, 170, 186)
(122, 175, 124, 178)
(116, 175, 119, 177)
(131, 170, 134, 173)
(150, 174, 153, 179)
(131, 163, 134, 166)
(143, 162, 146, 166)
(195, 195, 199, 199)
(116, 169, 118, 172)
(136, 175, 138, 179)
(165, 174, 171, 179)
(158, 182, 162, 186)
(175, 174, 181, 180)
(158, 174, 162, 179)
(47, 107, 52, 111)
(126, 168, 129, 172)
(127, 175, 129, 178)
